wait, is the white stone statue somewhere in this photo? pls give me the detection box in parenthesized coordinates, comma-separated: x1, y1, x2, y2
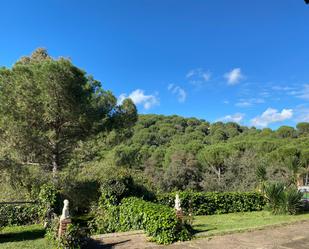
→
(60, 199, 70, 220)
(174, 193, 182, 211)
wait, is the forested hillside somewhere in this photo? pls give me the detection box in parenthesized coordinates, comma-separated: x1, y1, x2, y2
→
(0, 49, 308, 213)
(77, 114, 309, 193)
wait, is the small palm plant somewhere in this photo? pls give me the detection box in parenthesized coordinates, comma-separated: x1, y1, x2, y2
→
(256, 163, 268, 194)
(285, 187, 303, 215)
(264, 182, 285, 214)
(264, 182, 303, 215)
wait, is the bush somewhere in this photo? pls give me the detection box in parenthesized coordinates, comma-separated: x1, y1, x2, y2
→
(92, 197, 193, 244)
(0, 203, 39, 227)
(46, 216, 89, 249)
(38, 184, 58, 219)
(264, 182, 285, 214)
(156, 191, 266, 215)
(264, 183, 302, 215)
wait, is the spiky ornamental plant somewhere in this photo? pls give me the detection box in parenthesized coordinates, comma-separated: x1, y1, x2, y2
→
(256, 162, 268, 194)
(264, 182, 285, 214)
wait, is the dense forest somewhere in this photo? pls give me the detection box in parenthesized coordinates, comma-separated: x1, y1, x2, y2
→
(1, 49, 309, 213)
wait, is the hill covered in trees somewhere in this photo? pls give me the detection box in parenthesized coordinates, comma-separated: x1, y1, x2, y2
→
(0, 49, 308, 213)
(77, 114, 309, 193)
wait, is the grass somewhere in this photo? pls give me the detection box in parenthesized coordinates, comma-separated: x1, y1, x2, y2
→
(0, 224, 53, 249)
(193, 210, 309, 237)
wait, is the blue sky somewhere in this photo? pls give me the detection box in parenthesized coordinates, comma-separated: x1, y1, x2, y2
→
(1, 0, 309, 128)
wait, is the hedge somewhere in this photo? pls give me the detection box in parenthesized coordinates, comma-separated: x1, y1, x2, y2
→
(156, 192, 266, 215)
(0, 203, 39, 227)
(93, 197, 193, 244)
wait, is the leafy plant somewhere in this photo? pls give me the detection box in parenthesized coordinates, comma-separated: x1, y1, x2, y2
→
(92, 197, 193, 244)
(264, 182, 285, 214)
(38, 184, 58, 220)
(264, 182, 302, 215)
(46, 216, 89, 249)
(284, 187, 303, 215)
(156, 191, 266, 215)
(0, 204, 39, 227)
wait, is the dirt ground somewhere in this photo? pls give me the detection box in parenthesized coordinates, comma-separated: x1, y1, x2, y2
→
(89, 220, 309, 249)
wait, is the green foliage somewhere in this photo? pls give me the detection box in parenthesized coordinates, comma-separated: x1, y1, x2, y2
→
(296, 122, 309, 136)
(264, 183, 302, 215)
(0, 48, 137, 179)
(160, 151, 202, 191)
(285, 187, 303, 215)
(46, 217, 88, 249)
(264, 182, 285, 214)
(1, 49, 309, 232)
(0, 204, 39, 227)
(93, 197, 193, 244)
(156, 192, 266, 215)
(38, 184, 58, 218)
(276, 126, 296, 138)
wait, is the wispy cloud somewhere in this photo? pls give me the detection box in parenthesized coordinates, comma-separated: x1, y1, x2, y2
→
(118, 89, 159, 110)
(168, 84, 187, 103)
(272, 86, 295, 91)
(223, 100, 229, 104)
(290, 84, 309, 100)
(235, 98, 265, 107)
(186, 68, 211, 86)
(224, 68, 244, 85)
(295, 105, 309, 122)
(250, 108, 293, 127)
(218, 113, 245, 123)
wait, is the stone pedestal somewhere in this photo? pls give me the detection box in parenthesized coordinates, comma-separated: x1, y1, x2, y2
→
(176, 209, 184, 219)
(58, 218, 71, 238)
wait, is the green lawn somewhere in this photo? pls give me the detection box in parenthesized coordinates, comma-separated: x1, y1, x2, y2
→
(193, 211, 309, 237)
(0, 224, 53, 249)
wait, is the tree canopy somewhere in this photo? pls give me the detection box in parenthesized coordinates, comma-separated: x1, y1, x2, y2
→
(0, 48, 137, 178)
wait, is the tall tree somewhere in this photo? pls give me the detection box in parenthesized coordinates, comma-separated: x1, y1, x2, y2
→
(0, 48, 137, 177)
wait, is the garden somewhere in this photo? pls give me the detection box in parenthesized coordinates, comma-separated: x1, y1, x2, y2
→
(1, 49, 309, 248)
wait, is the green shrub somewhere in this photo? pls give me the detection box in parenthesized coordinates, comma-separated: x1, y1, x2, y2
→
(38, 184, 58, 219)
(264, 182, 285, 214)
(264, 183, 302, 215)
(285, 187, 303, 215)
(0, 203, 39, 227)
(46, 216, 89, 249)
(92, 197, 192, 244)
(156, 191, 266, 215)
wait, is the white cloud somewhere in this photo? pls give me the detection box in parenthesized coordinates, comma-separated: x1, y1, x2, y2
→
(186, 68, 211, 86)
(118, 89, 159, 110)
(272, 86, 295, 91)
(168, 84, 187, 103)
(219, 113, 245, 123)
(235, 98, 265, 107)
(223, 100, 229, 104)
(224, 68, 244, 85)
(250, 108, 293, 127)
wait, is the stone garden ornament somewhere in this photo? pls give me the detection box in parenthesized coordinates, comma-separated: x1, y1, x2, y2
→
(60, 199, 70, 220)
(174, 193, 182, 211)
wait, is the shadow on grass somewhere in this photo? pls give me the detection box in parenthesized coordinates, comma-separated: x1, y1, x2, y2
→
(0, 228, 45, 243)
(192, 224, 217, 234)
(85, 238, 131, 249)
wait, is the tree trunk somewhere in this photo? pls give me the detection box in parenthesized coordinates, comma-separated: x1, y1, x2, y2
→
(52, 154, 58, 179)
(51, 141, 60, 179)
(218, 167, 221, 183)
